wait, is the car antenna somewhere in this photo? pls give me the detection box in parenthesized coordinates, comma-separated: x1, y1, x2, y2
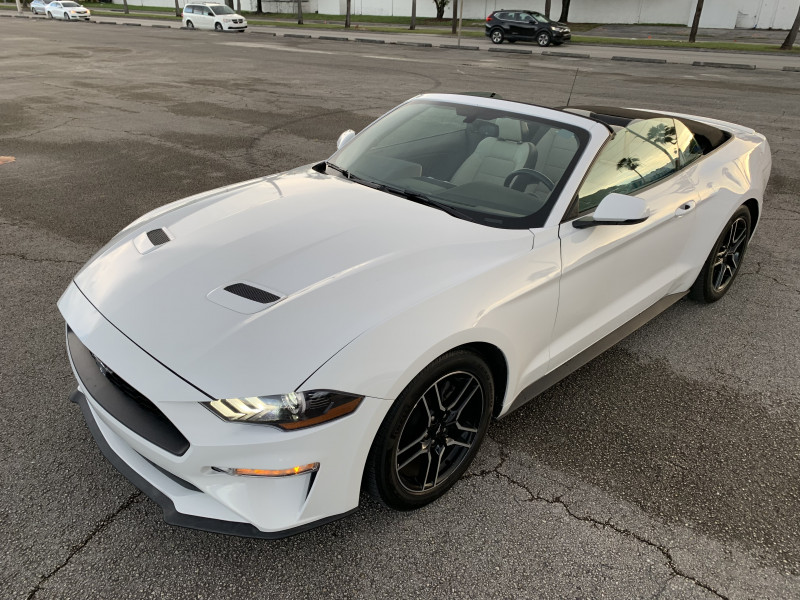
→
(566, 68, 579, 107)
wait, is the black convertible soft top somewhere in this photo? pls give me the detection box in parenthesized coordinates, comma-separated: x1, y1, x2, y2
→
(562, 105, 730, 154)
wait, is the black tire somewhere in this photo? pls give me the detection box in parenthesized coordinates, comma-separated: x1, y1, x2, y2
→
(689, 205, 751, 303)
(214, 22, 223, 31)
(364, 350, 494, 510)
(536, 31, 551, 46)
(552, 41, 564, 46)
(490, 27, 504, 44)
(47, 11, 53, 18)
(186, 20, 194, 29)
(64, 12, 70, 20)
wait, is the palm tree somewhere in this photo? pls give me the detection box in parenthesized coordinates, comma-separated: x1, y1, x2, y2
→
(781, 4, 800, 50)
(617, 157, 644, 180)
(689, 0, 705, 43)
(345, 0, 351, 28)
(410, 0, 416, 30)
(122, 0, 128, 15)
(297, 0, 303, 24)
(559, 0, 571, 23)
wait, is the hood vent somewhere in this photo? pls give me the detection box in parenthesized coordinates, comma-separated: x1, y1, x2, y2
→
(147, 228, 170, 246)
(224, 283, 280, 305)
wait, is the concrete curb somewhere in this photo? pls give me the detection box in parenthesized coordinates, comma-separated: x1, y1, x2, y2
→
(251, 30, 275, 35)
(783, 66, 800, 72)
(395, 41, 433, 47)
(151, 24, 171, 28)
(356, 37, 385, 43)
(612, 56, 667, 64)
(692, 61, 755, 69)
(123, 22, 141, 26)
(97, 21, 116, 25)
(284, 33, 311, 38)
(488, 47, 532, 54)
(542, 51, 591, 58)
(319, 35, 348, 41)
(440, 44, 479, 50)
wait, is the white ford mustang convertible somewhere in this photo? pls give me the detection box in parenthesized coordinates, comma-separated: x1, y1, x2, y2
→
(59, 93, 770, 537)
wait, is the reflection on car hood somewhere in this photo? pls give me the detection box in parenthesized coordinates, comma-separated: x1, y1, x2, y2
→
(74, 168, 533, 398)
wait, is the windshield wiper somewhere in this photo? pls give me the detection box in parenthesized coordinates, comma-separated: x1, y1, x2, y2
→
(323, 161, 350, 178)
(377, 184, 477, 223)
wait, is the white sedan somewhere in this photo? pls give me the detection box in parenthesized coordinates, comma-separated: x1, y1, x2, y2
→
(59, 93, 770, 538)
(46, 0, 90, 20)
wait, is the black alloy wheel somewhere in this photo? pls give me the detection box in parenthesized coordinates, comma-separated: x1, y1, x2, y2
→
(364, 350, 494, 510)
(490, 27, 504, 44)
(690, 205, 751, 303)
(537, 31, 551, 46)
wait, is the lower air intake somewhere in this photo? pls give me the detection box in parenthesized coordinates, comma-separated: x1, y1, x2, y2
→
(224, 283, 280, 304)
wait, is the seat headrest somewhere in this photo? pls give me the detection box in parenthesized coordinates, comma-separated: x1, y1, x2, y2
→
(496, 118, 522, 143)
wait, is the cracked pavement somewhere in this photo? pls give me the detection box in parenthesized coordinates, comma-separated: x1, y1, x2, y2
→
(1, 18, 799, 600)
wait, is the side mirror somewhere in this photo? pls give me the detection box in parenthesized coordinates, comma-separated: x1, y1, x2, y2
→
(573, 193, 649, 229)
(336, 129, 356, 150)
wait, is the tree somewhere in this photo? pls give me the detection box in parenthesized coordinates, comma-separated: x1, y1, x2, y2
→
(544, 0, 551, 19)
(174, 0, 180, 18)
(432, 0, 448, 20)
(122, 0, 129, 15)
(410, 0, 416, 30)
(559, 0, 571, 23)
(451, 0, 457, 34)
(297, 0, 303, 25)
(255, 0, 262, 15)
(617, 157, 643, 180)
(689, 0, 705, 43)
(345, 0, 351, 28)
(781, 4, 800, 50)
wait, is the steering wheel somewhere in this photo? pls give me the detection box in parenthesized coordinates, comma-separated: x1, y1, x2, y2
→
(503, 169, 555, 192)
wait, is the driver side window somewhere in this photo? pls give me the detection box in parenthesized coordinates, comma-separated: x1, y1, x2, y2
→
(576, 118, 679, 213)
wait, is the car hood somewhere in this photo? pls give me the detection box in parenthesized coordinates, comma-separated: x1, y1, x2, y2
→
(74, 168, 533, 399)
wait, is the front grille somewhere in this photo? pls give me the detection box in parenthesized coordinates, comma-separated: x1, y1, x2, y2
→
(67, 327, 190, 456)
(224, 283, 279, 304)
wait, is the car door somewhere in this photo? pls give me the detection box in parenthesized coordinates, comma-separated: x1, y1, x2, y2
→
(549, 117, 699, 370)
(49, 2, 62, 17)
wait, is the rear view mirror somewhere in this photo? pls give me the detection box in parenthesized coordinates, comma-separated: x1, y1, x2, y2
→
(337, 129, 356, 150)
(573, 193, 649, 229)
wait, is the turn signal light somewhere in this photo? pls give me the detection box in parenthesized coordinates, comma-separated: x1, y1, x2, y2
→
(214, 463, 320, 477)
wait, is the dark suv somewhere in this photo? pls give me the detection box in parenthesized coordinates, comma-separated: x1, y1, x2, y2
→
(485, 10, 571, 46)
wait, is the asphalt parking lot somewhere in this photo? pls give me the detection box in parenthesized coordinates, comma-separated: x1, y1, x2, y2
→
(1, 17, 799, 600)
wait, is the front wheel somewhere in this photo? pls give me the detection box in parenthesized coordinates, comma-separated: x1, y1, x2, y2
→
(364, 350, 494, 510)
(689, 205, 751, 303)
(537, 31, 551, 46)
(47, 11, 53, 18)
(490, 27, 504, 44)
(214, 22, 223, 31)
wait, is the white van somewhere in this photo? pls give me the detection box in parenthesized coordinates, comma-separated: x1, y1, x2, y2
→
(182, 3, 247, 32)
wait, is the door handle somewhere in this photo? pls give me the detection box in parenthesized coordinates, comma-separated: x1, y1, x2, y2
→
(674, 200, 696, 217)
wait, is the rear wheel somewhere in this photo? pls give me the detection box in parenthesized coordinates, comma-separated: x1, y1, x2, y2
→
(537, 31, 551, 46)
(689, 205, 751, 303)
(185, 19, 194, 28)
(490, 27, 504, 44)
(364, 350, 494, 510)
(214, 22, 223, 31)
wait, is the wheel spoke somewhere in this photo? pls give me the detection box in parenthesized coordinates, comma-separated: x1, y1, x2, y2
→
(431, 446, 445, 488)
(422, 448, 435, 489)
(398, 444, 428, 471)
(398, 430, 427, 456)
(713, 263, 726, 289)
(446, 436, 472, 449)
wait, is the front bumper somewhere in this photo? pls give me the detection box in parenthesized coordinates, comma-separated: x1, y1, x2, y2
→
(59, 281, 391, 537)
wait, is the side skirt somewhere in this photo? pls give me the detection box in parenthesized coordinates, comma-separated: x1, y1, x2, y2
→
(501, 291, 687, 417)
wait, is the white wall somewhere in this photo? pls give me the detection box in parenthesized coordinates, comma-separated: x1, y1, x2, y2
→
(111, 0, 799, 29)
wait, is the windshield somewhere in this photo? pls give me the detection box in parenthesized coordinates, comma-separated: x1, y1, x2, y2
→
(62, 2, 80, 6)
(210, 5, 235, 14)
(329, 99, 586, 228)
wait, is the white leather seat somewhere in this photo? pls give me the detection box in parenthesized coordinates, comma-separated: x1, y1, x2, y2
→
(533, 128, 579, 184)
(450, 118, 537, 186)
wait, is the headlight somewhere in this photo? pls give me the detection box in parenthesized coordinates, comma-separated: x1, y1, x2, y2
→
(204, 390, 363, 430)
(223, 17, 232, 22)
